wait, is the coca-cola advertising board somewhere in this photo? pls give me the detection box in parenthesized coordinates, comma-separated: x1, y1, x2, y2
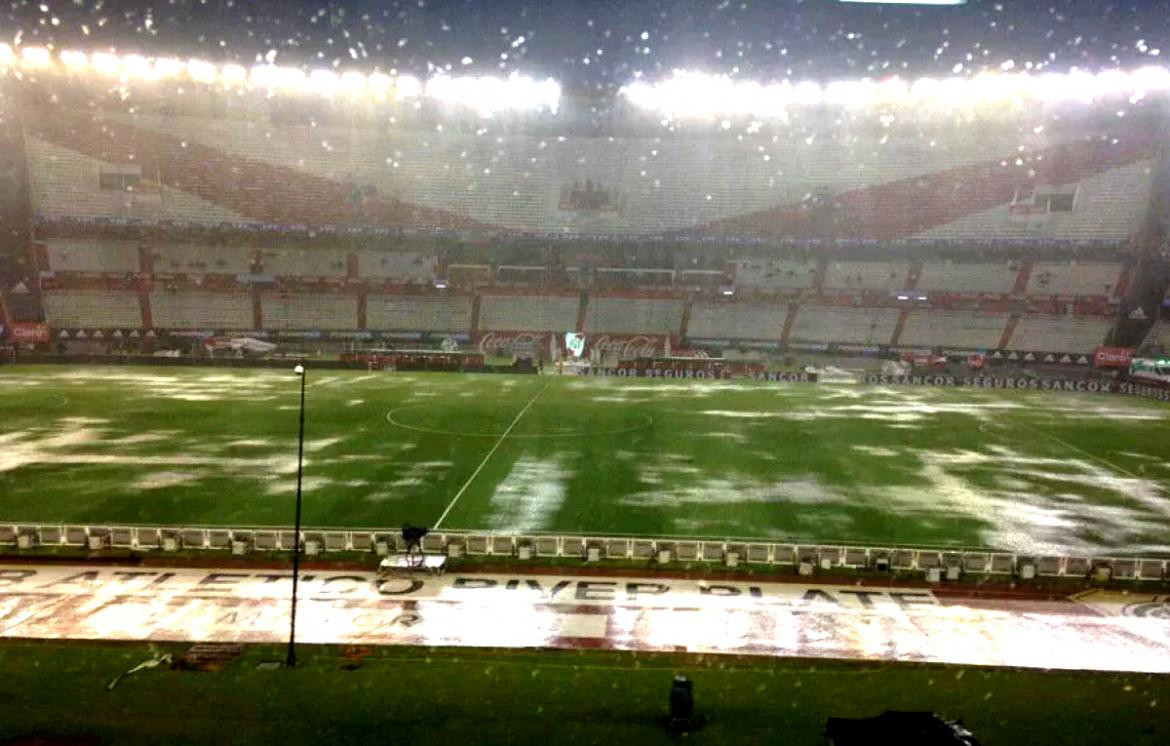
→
(588, 334, 668, 359)
(474, 331, 553, 357)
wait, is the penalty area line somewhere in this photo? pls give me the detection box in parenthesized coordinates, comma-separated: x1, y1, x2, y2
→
(433, 381, 550, 529)
(943, 386, 1141, 479)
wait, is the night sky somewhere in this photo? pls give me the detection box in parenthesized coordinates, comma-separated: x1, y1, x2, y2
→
(3, 1, 1169, 92)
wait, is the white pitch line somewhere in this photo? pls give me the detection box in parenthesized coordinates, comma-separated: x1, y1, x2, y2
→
(942, 386, 1142, 479)
(433, 381, 550, 529)
(1012, 419, 1142, 479)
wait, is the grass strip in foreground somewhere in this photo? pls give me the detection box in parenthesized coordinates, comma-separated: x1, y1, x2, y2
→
(1, 640, 1166, 744)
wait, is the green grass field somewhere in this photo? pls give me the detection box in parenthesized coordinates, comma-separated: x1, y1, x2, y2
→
(3, 641, 1167, 745)
(2, 365, 1169, 555)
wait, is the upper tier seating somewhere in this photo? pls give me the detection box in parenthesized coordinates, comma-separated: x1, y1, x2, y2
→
(917, 261, 1021, 295)
(822, 261, 909, 291)
(1008, 316, 1113, 353)
(687, 302, 786, 340)
(263, 249, 348, 278)
(44, 239, 139, 274)
(1028, 262, 1121, 297)
(365, 294, 472, 332)
(584, 297, 684, 334)
(42, 290, 143, 328)
(261, 292, 356, 330)
(479, 294, 580, 332)
(899, 311, 1009, 350)
(25, 138, 245, 224)
(788, 306, 900, 346)
(1142, 320, 1170, 350)
(357, 251, 437, 282)
(151, 290, 253, 329)
(734, 259, 818, 290)
(153, 244, 253, 275)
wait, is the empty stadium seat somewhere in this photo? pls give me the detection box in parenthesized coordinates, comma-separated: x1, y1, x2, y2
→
(44, 239, 139, 274)
(479, 294, 580, 332)
(1028, 262, 1122, 297)
(584, 296, 684, 334)
(365, 294, 472, 332)
(25, 105, 1155, 243)
(734, 259, 818, 290)
(261, 292, 357, 330)
(1009, 315, 1113, 353)
(357, 251, 438, 282)
(823, 261, 909, 291)
(151, 291, 253, 329)
(26, 137, 246, 224)
(788, 306, 899, 346)
(917, 261, 1020, 295)
(899, 311, 1009, 350)
(153, 244, 253, 275)
(1142, 320, 1170, 350)
(688, 302, 786, 340)
(263, 249, 348, 278)
(42, 290, 143, 328)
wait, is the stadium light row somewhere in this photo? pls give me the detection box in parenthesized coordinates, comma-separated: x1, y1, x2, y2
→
(3, 44, 1170, 119)
(0, 44, 562, 115)
(621, 68, 1170, 120)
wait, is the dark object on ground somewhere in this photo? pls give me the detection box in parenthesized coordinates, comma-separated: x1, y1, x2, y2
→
(826, 710, 981, 745)
(667, 675, 694, 733)
(171, 643, 246, 673)
(401, 525, 428, 553)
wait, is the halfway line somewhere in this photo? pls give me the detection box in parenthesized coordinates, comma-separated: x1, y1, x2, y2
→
(433, 381, 550, 529)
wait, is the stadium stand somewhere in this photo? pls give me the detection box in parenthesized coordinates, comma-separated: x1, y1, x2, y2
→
(260, 292, 357, 331)
(42, 289, 143, 328)
(150, 290, 253, 330)
(899, 311, 1010, 350)
(262, 249, 348, 278)
(917, 261, 1021, 295)
(787, 306, 900, 346)
(45, 108, 1148, 242)
(479, 294, 580, 332)
(1008, 316, 1113, 353)
(687, 302, 786, 341)
(356, 251, 438, 282)
(733, 259, 818, 290)
(1028, 262, 1122, 297)
(42, 239, 139, 274)
(822, 261, 909, 291)
(365, 294, 472, 332)
(1143, 320, 1170, 350)
(584, 296, 685, 334)
(915, 161, 1154, 243)
(25, 137, 245, 224)
(153, 244, 254, 275)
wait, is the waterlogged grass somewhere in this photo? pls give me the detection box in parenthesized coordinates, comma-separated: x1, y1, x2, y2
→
(2, 365, 1169, 554)
(0, 640, 1166, 745)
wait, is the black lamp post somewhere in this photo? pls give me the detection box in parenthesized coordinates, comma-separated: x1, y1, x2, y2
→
(286, 362, 307, 668)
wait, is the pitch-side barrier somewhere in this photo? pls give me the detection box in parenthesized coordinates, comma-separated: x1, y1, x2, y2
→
(0, 524, 1165, 583)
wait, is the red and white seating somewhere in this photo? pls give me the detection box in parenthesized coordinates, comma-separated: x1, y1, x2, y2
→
(365, 294, 472, 332)
(584, 297, 684, 334)
(788, 306, 900, 346)
(479, 294, 579, 332)
(42, 290, 142, 328)
(899, 311, 1009, 350)
(688, 302, 785, 340)
(151, 291, 252, 330)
